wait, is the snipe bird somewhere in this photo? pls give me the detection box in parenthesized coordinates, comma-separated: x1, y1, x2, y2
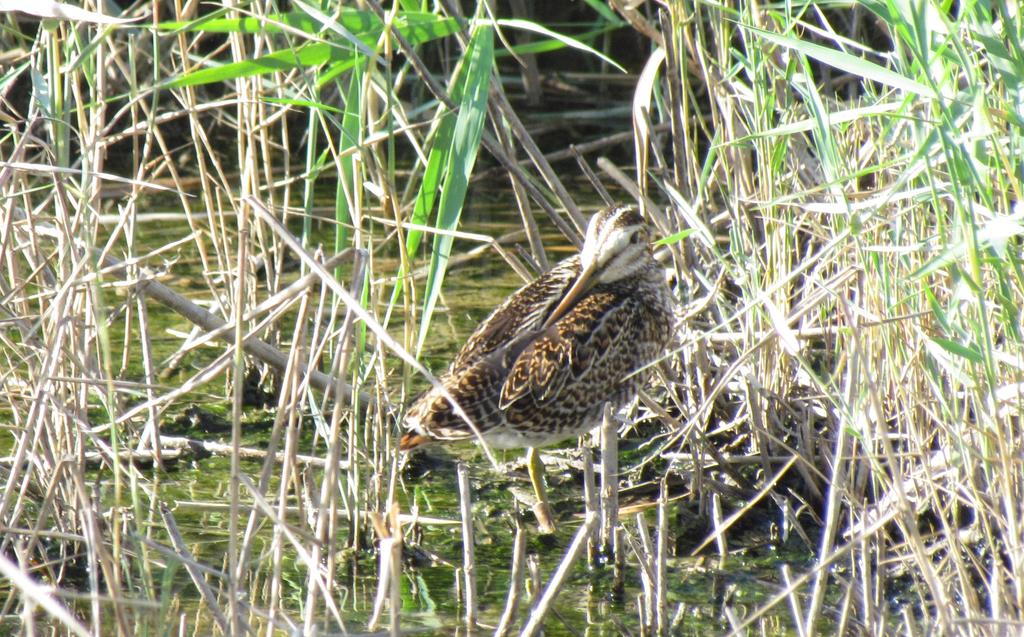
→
(399, 205, 675, 529)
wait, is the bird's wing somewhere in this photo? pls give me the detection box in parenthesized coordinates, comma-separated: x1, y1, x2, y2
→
(499, 288, 636, 408)
(452, 256, 579, 369)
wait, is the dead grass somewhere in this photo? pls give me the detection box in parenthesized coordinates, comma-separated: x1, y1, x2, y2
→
(0, 1, 1021, 635)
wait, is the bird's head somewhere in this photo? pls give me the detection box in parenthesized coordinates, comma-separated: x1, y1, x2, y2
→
(578, 205, 653, 284)
(544, 205, 654, 327)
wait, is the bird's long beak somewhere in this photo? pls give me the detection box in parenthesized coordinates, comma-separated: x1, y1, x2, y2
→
(543, 260, 599, 328)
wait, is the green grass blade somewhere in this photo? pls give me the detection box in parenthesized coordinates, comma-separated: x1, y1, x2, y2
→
(495, 25, 619, 58)
(743, 23, 934, 98)
(930, 336, 985, 365)
(653, 228, 696, 246)
(415, 25, 494, 356)
(580, 0, 625, 26)
(158, 9, 430, 35)
(163, 13, 458, 88)
(491, 18, 625, 72)
(385, 88, 457, 316)
(164, 43, 353, 88)
(334, 60, 363, 253)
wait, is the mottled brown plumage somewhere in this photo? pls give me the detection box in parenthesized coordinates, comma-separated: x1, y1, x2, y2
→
(399, 205, 675, 452)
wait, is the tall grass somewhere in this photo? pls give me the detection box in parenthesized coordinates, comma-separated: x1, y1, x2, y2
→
(0, 0, 1021, 635)
(657, 2, 1024, 634)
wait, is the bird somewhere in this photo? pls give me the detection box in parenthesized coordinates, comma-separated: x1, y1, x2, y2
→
(399, 204, 675, 530)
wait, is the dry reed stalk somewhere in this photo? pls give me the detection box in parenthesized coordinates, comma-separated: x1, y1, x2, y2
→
(367, 533, 393, 632)
(237, 464, 350, 630)
(494, 516, 527, 637)
(526, 555, 541, 612)
(385, 505, 404, 637)
(608, 0, 662, 44)
(488, 90, 586, 235)
(634, 512, 655, 629)
(458, 461, 478, 628)
(571, 146, 615, 207)
(266, 323, 306, 632)
(160, 503, 230, 634)
(0, 551, 90, 637)
(234, 454, 350, 630)
(476, 127, 669, 183)
(655, 480, 668, 636)
(239, 475, 349, 627)
(239, 288, 311, 563)
(657, 10, 689, 196)
(581, 446, 599, 566)
(226, 202, 254, 634)
(599, 404, 618, 559)
(781, 565, 808, 637)
(303, 249, 368, 630)
(133, 278, 162, 469)
(376, 218, 534, 282)
(491, 110, 549, 271)
(390, 227, 529, 283)
(595, 157, 660, 220)
(518, 512, 598, 637)
(710, 492, 727, 561)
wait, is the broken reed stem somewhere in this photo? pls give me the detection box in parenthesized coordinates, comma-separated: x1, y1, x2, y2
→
(614, 524, 625, 600)
(227, 205, 249, 637)
(781, 565, 808, 637)
(581, 447, 598, 567)
(494, 517, 527, 637)
(389, 513, 402, 637)
(599, 404, 625, 598)
(711, 491, 727, 561)
(599, 403, 618, 559)
(572, 144, 615, 207)
(656, 479, 668, 636)
(366, 507, 402, 635)
(368, 536, 393, 632)
(635, 513, 655, 629)
(526, 555, 541, 612)
(458, 461, 478, 628)
(518, 513, 599, 637)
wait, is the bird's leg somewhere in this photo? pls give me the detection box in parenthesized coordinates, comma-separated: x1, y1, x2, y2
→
(527, 448, 556, 534)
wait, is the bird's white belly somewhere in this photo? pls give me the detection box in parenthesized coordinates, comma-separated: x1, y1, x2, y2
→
(484, 422, 600, 450)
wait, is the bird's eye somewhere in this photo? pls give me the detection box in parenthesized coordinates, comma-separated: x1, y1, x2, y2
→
(630, 231, 643, 245)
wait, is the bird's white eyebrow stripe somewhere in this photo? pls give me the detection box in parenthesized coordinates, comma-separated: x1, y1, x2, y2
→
(608, 205, 632, 226)
(597, 205, 634, 241)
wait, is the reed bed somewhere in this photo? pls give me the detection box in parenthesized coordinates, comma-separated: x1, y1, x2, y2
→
(0, 1, 1021, 635)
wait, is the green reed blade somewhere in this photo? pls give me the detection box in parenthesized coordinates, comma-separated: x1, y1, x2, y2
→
(744, 23, 934, 99)
(334, 60, 363, 253)
(163, 12, 458, 88)
(415, 25, 494, 357)
(491, 18, 625, 73)
(159, 9, 432, 35)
